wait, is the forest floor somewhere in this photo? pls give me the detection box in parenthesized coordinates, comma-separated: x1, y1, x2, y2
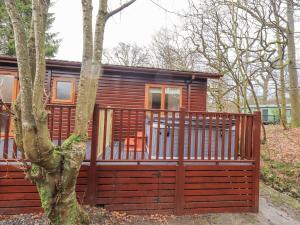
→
(0, 183, 299, 225)
(261, 125, 300, 200)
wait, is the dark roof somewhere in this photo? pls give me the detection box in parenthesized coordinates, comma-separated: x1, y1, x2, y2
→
(0, 55, 221, 79)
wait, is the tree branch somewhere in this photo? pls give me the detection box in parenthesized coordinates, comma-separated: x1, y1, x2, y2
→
(106, 0, 136, 21)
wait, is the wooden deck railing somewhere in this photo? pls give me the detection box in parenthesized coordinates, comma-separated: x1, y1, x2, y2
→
(0, 103, 262, 215)
(0, 104, 261, 164)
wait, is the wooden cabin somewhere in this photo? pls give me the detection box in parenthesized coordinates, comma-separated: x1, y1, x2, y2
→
(0, 55, 220, 159)
(0, 55, 220, 110)
(0, 55, 261, 216)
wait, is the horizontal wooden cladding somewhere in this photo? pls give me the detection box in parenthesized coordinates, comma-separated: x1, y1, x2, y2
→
(189, 82, 207, 111)
(96, 165, 176, 213)
(98, 183, 175, 191)
(97, 171, 176, 178)
(96, 74, 205, 110)
(103, 203, 174, 211)
(98, 177, 176, 184)
(183, 164, 255, 213)
(0, 165, 89, 215)
(97, 196, 175, 205)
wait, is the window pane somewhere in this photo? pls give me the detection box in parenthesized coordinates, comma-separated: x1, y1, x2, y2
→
(148, 87, 162, 109)
(56, 81, 72, 100)
(165, 87, 180, 110)
(0, 76, 14, 102)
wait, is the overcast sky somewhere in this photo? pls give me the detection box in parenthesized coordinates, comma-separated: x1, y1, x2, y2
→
(50, 0, 188, 61)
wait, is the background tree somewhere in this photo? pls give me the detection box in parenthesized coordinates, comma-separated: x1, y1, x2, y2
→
(4, 0, 136, 224)
(150, 28, 200, 71)
(103, 42, 150, 66)
(230, 0, 300, 127)
(0, 0, 60, 57)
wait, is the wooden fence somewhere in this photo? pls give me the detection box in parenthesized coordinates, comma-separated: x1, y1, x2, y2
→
(0, 104, 261, 215)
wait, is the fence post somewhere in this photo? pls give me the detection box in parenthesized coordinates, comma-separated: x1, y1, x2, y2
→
(175, 107, 186, 215)
(252, 111, 261, 212)
(86, 104, 99, 205)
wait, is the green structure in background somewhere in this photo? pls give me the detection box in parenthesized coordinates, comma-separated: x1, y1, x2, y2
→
(242, 104, 292, 125)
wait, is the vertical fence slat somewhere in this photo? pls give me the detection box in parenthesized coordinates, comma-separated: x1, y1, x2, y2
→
(102, 109, 108, 160)
(221, 114, 226, 160)
(228, 115, 233, 160)
(187, 113, 192, 160)
(240, 115, 246, 159)
(194, 113, 199, 160)
(252, 111, 261, 212)
(234, 115, 240, 160)
(3, 113, 10, 159)
(148, 111, 153, 160)
(141, 110, 146, 160)
(126, 109, 131, 160)
(134, 110, 138, 160)
(215, 114, 219, 160)
(156, 112, 161, 160)
(67, 107, 71, 137)
(163, 111, 168, 160)
(50, 106, 54, 141)
(86, 105, 99, 205)
(13, 141, 17, 159)
(246, 115, 253, 159)
(208, 114, 213, 160)
(58, 106, 63, 146)
(118, 109, 123, 160)
(171, 112, 175, 160)
(175, 107, 185, 215)
(110, 109, 115, 160)
(201, 113, 206, 160)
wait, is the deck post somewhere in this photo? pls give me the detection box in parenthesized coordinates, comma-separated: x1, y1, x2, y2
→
(86, 105, 100, 205)
(175, 107, 186, 215)
(252, 111, 261, 212)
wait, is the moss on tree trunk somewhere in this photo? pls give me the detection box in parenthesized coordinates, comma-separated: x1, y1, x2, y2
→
(29, 135, 90, 225)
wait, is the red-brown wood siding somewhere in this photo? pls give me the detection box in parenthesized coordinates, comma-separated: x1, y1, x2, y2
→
(189, 81, 207, 111)
(50, 71, 207, 110)
(0, 66, 207, 141)
(49, 71, 207, 140)
(0, 165, 88, 215)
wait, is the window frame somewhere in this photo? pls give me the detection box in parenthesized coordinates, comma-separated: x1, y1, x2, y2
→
(0, 70, 19, 138)
(51, 77, 75, 104)
(145, 84, 183, 110)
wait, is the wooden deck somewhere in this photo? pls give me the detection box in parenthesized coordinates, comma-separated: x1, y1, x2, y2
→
(0, 104, 261, 215)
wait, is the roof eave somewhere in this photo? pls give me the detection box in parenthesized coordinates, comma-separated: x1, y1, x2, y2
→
(0, 55, 221, 79)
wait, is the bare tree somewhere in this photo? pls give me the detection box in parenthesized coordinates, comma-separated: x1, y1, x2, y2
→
(150, 28, 200, 71)
(231, 0, 300, 127)
(185, 0, 274, 140)
(103, 42, 150, 66)
(4, 0, 136, 224)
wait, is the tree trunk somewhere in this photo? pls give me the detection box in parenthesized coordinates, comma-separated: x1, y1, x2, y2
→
(5, 0, 136, 224)
(261, 74, 270, 105)
(30, 138, 90, 225)
(247, 79, 267, 143)
(286, 0, 300, 127)
(279, 67, 288, 127)
(276, 32, 288, 128)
